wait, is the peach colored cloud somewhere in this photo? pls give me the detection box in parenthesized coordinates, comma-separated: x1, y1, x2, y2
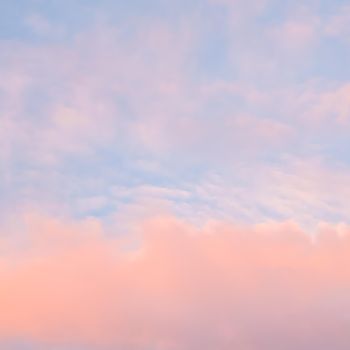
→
(1, 214, 350, 349)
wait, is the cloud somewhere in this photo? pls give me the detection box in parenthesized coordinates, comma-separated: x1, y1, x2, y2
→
(0, 18, 202, 166)
(1, 213, 350, 349)
(324, 4, 350, 41)
(1, 8, 350, 350)
(211, 0, 269, 21)
(0, 8, 300, 170)
(300, 83, 350, 125)
(268, 17, 320, 53)
(188, 157, 350, 227)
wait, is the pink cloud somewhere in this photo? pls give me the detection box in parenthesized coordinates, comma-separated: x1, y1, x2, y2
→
(324, 5, 350, 41)
(1, 214, 350, 349)
(269, 18, 320, 53)
(0, 17, 300, 169)
(302, 83, 350, 125)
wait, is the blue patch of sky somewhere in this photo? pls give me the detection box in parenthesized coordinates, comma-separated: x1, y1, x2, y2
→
(309, 39, 350, 82)
(191, 3, 234, 82)
(0, 0, 207, 42)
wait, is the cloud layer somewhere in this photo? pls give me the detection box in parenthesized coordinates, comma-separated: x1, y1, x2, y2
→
(1, 1, 350, 348)
(1, 214, 350, 349)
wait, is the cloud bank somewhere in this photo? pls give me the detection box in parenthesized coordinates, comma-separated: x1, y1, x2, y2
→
(1, 214, 350, 349)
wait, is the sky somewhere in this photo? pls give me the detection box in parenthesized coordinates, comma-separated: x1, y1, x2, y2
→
(1, 0, 350, 349)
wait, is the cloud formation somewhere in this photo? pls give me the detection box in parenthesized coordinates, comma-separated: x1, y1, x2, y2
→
(1, 214, 350, 349)
(2, 2, 350, 348)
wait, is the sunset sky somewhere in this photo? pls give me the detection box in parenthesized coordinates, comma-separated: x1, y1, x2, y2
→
(1, 0, 350, 349)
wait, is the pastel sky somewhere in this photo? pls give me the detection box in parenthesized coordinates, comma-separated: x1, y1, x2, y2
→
(1, 0, 350, 349)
